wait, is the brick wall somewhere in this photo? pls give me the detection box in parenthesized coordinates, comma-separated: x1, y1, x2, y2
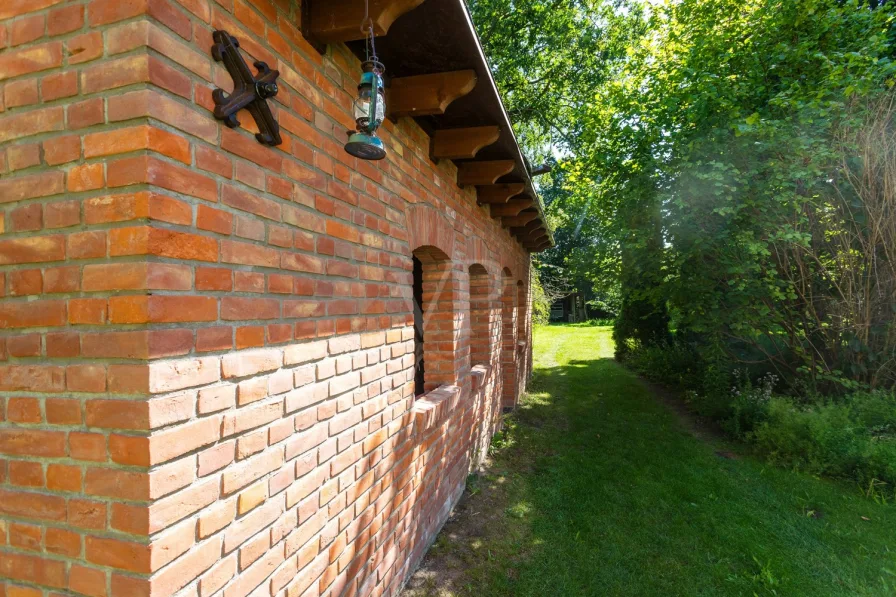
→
(0, 1, 532, 596)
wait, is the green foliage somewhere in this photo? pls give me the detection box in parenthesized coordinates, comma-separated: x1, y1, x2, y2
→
(529, 268, 552, 326)
(752, 392, 896, 485)
(471, 0, 896, 486)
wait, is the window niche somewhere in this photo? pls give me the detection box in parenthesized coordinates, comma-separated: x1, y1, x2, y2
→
(411, 246, 457, 397)
(468, 264, 496, 367)
(501, 268, 518, 407)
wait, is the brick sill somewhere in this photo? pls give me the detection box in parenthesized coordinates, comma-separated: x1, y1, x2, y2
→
(470, 363, 491, 393)
(412, 384, 460, 434)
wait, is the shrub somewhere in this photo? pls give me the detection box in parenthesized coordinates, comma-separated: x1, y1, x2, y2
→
(751, 392, 896, 485)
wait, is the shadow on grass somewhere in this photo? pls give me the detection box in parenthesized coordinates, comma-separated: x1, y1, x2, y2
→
(408, 328, 896, 597)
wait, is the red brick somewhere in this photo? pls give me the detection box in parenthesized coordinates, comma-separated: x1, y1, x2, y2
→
(9, 270, 42, 296)
(196, 145, 232, 177)
(69, 432, 107, 462)
(67, 163, 104, 192)
(69, 298, 107, 325)
(46, 332, 80, 357)
(0, 488, 66, 522)
(9, 522, 42, 551)
(6, 334, 40, 358)
(0, 107, 64, 143)
(69, 564, 107, 597)
(197, 205, 233, 235)
(0, 0, 65, 20)
(5, 79, 39, 108)
(9, 203, 42, 232)
(86, 536, 151, 573)
(0, 171, 64, 204)
(0, 551, 66, 588)
(0, 429, 66, 457)
(67, 98, 104, 129)
(9, 461, 43, 487)
(44, 135, 80, 165)
(11, 15, 46, 47)
(67, 231, 106, 260)
(67, 364, 107, 393)
(6, 143, 40, 170)
(43, 201, 80, 230)
(46, 398, 82, 425)
(67, 498, 107, 529)
(46, 528, 80, 558)
(41, 70, 78, 101)
(197, 327, 233, 352)
(47, 464, 82, 493)
(0, 42, 62, 82)
(48, 4, 85, 36)
(0, 300, 66, 328)
(7, 397, 41, 423)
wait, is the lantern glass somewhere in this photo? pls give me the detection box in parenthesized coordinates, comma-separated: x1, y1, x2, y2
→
(353, 86, 385, 129)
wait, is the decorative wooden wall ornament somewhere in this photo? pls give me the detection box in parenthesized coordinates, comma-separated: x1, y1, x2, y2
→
(489, 198, 533, 218)
(475, 183, 525, 205)
(457, 160, 516, 186)
(306, 0, 426, 44)
(432, 126, 501, 160)
(501, 211, 539, 228)
(211, 30, 282, 146)
(388, 70, 478, 118)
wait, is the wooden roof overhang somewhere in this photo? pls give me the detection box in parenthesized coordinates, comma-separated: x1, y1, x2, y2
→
(302, 0, 554, 253)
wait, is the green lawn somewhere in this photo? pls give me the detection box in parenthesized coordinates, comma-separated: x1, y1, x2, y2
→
(405, 325, 896, 596)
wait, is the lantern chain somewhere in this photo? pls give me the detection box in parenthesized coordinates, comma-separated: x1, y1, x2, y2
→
(361, 0, 380, 71)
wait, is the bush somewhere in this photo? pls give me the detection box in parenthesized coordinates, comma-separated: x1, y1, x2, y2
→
(622, 341, 896, 487)
(623, 339, 705, 390)
(751, 392, 896, 485)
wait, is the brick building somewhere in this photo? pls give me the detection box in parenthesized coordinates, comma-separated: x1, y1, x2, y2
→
(0, 0, 552, 595)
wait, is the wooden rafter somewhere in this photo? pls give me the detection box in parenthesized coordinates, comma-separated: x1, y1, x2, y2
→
(475, 183, 525, 205)
(457, 160, 516, 186)
(489, 198, 533, 218)
(509, 220, 543, 236)
(502, 211, 539, 228)
(432, 126, 500, 161)
(519, 229, 547, 243)
(307, 0, 425, 43)
(388, 70, 478, 119)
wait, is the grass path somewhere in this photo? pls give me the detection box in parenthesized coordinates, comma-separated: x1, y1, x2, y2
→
(403, 325, 896, 596)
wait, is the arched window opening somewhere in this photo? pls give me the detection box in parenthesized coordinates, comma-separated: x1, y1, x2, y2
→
(517, 280, 526, 340)
(469, 264, 493, 366)
(411, 246, 455, 397)
(501, 268, 518, 408)
(413, 255, 425, 397)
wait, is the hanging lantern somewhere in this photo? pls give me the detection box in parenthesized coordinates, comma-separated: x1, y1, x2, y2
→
(345, 60, 387, 161)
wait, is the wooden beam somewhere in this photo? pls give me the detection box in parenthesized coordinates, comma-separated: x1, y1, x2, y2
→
(475, 183, 525, 204)
(432, 126, 500, 161)
(519, 230, 547, 243)
(308, 0, 425, 43)
(524, 238, 551, 249)
(388, 70, 477, 119)
(523, 236, 548, 248)
(457, 160, 516, 186)
(489, 198, 533, 218)
(510, 220, 543, 236)
(502, 211, 539, 228)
